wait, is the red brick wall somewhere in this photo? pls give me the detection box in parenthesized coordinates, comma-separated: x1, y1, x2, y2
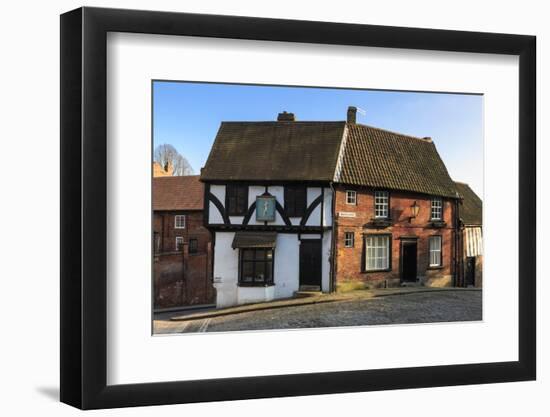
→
(153, 210, 210, 253)
(153, 210, 215, 308)
(334, 185, 456, 289)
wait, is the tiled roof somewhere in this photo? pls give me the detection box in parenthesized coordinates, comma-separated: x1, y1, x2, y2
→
(455, 182, 482, 225)
(153, 175, 204, 211)
(200, 121, 346, 182)
(337, 124, 458, 198)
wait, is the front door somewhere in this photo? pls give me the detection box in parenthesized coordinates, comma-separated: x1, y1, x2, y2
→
(465, 256, 476, 286)
(401, 241, 417, 282)
(299, 239, 322, 288)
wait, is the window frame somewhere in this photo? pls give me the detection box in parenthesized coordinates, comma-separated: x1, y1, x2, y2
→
(374, 190, 390, 219)
(226, 184, 249, 216)
(174, 214, 186, 229)
(284, 185, 307, 217)
(431, 197, 443, 221)
(345, 190, 357, 205)
(188, 238, 198, 254)
(362, 233, 392, 272)
(344, 231, 355, 248)
(175, 236, 184, 252)
(238, 248, 275, 286)
(428, 235, 443, 267)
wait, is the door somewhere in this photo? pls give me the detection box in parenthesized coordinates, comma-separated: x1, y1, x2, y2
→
(299, 239, 322, 288)
(400, 241, 417, 282)
(465, 256, 476, 286)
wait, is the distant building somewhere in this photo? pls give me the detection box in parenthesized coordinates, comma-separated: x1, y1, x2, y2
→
(200, 107, 462, 308)
(153, 175, 214, 309)
(455, 182, 483, 287)
(153, 161, 173, 177)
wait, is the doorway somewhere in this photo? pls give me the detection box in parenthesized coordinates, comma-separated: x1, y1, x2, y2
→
(299, 239, 322, 289)
(400, 240, 417, 283)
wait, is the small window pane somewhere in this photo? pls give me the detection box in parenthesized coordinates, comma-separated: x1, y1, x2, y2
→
(429, 236, 442, 266)
(241, 262, 254, 282)
(346, 190, 357, 205)
(175, 215, 186, 229)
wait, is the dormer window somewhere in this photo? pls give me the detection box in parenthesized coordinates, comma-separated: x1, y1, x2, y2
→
(431, 197, 443, 220)
(374, 191, 389, 218)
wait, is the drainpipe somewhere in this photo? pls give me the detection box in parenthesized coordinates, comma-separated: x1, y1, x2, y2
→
(329, 182, 337, 293)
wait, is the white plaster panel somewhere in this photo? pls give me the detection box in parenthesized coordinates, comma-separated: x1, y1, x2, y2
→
(212, 232, 239, 308)
(323, 187, 333, 227)
(209, 201, 224, 224)
(273, 234, 300, 298)
(267, 185, 285, 226)
(322, 231, 332, 292)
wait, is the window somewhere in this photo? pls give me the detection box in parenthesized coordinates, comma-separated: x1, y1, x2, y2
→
(239, 248, 274, 285)
(344, 232, 354, 248)
(431, 197, 443, 220)
(226, 184, 249, 216)
(188, 238, 198, 254)
(175, 236, 184, 251)
(153, 232, 161, 253)
(364, 235, 390, 271)
(374, 191, 389, 218)
(346, 190, 357, 205)
(174, 215, 186, 229)
(284, 185, 307, 217)
(429, 236, 442, 267)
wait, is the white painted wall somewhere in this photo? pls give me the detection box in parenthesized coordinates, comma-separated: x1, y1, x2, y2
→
(238, 285, 276, 304)
(273, 234, 301, 298)
(322, 230, 332, 292)
(267, 185, 285, 225)
(323, 187, 333, 227)
(208, 184, 226, 225)
(212, 232, 239, 308)
(306, 187, 322, 226)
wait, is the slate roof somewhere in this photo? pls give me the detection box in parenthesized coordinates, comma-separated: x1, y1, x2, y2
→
(153, 175, 204, 211)
(201, 121, 346, 182)
(337, 124, 459, 198)
(455, 182, 482, 225)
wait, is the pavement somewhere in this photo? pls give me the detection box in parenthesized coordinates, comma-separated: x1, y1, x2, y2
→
(153, 287, 482, 334)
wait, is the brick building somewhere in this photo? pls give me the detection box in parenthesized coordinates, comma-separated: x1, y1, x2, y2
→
(200, 107, 463, 308)
(332, 118, 460, 290)
(153, 175, 215, 309)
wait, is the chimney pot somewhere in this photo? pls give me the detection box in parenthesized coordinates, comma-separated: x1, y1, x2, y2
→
(277, 111, 295, 122)
(347, 106, 357, 124)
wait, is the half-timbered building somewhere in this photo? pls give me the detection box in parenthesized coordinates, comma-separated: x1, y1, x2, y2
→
(201, 107, 462, 308)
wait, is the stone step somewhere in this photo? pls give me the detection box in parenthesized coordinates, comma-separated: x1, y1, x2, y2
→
(299, 285, 321, 292)
(294, 290, 323, 298)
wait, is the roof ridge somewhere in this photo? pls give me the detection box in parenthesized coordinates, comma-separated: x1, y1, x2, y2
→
(352, 123, 433, 143)
(220, 120, 346, 125)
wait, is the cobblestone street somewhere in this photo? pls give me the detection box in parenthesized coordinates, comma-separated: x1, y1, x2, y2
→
(154, 289, 482, 334)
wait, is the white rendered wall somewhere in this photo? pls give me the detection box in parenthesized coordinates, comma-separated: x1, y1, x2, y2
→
(238, 285, 276, 305)
(267, 185, 285, 225)
(209, 185, 226, 225)
(306, 187, 322, 226)
(323, 187, 333, 227)
(212, 232, 239, 308)
(248, 185, 266, 225)
(273, 234, 301, 298)
(322, 231, 332, 292)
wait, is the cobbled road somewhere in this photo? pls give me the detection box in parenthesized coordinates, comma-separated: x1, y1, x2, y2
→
(154, 290, 482, 334)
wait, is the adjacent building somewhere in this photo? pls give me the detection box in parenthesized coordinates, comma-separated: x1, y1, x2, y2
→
(201, 107, 464, 308)
(455, 181, 483, 287)
(153, 175, 215, 310)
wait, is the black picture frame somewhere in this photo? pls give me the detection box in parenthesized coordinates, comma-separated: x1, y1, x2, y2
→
(60, 6, 536, 410)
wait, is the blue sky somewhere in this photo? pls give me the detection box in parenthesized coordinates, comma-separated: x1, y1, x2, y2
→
(153, 81, 483, 196)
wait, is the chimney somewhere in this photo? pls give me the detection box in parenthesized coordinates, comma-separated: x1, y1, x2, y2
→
(277, 111, 295, 122)
(347, 106, 357, 124)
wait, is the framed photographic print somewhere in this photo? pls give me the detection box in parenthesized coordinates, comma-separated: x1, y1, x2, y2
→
(60, 6, 536, 410)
